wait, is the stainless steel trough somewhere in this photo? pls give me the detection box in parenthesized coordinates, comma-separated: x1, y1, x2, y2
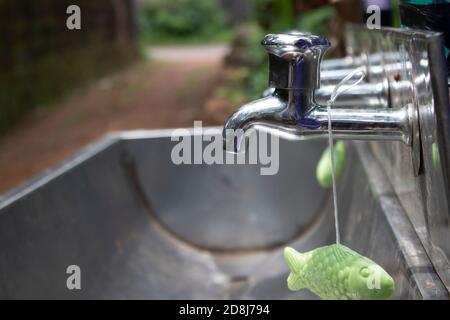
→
(0, 129, 447, 299)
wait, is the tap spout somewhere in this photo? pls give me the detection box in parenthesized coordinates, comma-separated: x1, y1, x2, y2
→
(223, 94, 286, 153)
(307, 105, 411, 143)
(223, 90, 412, 154)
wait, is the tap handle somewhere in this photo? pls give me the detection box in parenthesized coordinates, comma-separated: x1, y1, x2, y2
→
(262, 32, 330, 90)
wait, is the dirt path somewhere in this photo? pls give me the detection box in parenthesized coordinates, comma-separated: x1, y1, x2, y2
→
(0, 45, 227, 194)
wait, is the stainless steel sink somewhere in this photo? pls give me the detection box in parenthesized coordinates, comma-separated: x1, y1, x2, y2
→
(0, 129, 447, 299)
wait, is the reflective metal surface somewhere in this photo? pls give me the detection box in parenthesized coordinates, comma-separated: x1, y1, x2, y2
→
(263, 77, 389, 108)
(341, 25, 450, 291)
(0, 130, 447, 299)
(316, 82, 387, 107)
(223, 91, 412, 154)
(223, 31, 416, 156)
(262, 33, 330, 90)
(224, 25, 450, 294)
(321, 52, 402, 71)
(321, 62, 413, 84)
(0, 26, 448, 299)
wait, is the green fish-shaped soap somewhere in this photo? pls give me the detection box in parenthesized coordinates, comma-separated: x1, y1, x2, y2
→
(432, 142, 440, 169)
(316, 141, 345, 188)
(284, 244, 395, 300)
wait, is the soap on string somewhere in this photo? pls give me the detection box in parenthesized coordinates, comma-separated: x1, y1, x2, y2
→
(283, 67, 395, 300)
(316, 140, 345, 189)
(284, 244, 395, 300)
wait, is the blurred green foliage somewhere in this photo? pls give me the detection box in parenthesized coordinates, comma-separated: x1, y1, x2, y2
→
(391, 0, 401, 28)
(139, 0, 231, 44)
(245, 27, 268, 100)
(215, 23, 267, 104)
(233, 0, 337, 100)
(253, 0, 295, 32)
(296, 6, 336, 35)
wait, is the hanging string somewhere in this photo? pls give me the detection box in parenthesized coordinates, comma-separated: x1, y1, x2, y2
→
(326, 67, 366, 244)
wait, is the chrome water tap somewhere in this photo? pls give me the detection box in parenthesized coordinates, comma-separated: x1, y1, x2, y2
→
(223, 33, 415, 154)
